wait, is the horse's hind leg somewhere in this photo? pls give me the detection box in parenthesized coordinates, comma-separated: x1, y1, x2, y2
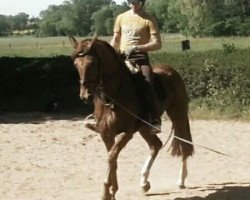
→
(139, 130, 162, 193)
(102, 132, 133, 200)
(177, 159, 187, 188)
(167, 107, 193, 189)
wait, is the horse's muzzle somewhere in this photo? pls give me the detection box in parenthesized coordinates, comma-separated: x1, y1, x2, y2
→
(80, 94, 93, 105)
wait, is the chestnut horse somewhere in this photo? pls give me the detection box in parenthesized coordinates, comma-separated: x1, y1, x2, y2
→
(69, 36, 194, 200)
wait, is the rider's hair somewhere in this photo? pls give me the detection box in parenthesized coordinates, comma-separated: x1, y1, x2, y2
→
(127, 0, 146, 6)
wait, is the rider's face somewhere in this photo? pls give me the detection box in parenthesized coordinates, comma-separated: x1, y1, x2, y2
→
(129, 2, 143, 13)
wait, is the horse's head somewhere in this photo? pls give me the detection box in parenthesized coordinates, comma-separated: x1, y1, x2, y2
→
(69, 36, 99, 104)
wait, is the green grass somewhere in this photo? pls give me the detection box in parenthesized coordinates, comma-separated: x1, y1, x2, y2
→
(0, 35, 250, 57)
(0, 36, 72, 57)
(189, 101, 250, 121)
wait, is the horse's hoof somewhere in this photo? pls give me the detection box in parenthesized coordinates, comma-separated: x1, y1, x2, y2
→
(101, 195, 115, 200)
(102, 198, 115, 200)
(141, 182, 151, 193)
(178, 184, 186, 189)
(101, 197, 111, 200)
(84, 123, 98, 133)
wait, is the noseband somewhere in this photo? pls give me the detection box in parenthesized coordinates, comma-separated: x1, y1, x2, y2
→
(72, 49, 93, 60)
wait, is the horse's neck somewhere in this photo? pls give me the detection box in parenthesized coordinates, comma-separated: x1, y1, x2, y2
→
(93, 42, 139, 106)
(98, 60, 137, 109)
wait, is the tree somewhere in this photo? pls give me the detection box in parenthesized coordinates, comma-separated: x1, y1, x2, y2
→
(22, 0, 250, 37)
(146, 0, 169, 31)
(71, 0, 112, 36)
(91, 6, 114, 35)
(38, 0, 113, 36)
(0, 15, 10, 36)
(175, 0, 250, 37)
(91, 3, 128, 36)
(10, 12, 29, 31)
(39, 5, 62, 36)
(176, 0, 214, 36)
(55, 3, 78, 36)
(27, 17, 40, 30)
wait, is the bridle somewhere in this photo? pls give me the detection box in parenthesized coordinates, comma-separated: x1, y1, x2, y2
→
(73, 49, 120, 108)
(73, 48, 99, 85)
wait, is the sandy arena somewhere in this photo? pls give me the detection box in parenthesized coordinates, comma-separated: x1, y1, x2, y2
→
(0, 113, 250, 200)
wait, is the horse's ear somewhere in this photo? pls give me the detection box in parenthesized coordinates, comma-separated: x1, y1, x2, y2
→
(69, 36, 78, 49)
(92, 32, 98, 42)
(86, 33, 98, 49)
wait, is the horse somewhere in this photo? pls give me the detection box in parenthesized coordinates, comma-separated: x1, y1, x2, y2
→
(69, 36, 194, 200)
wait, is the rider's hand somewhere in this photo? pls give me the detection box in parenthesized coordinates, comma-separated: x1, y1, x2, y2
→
(125, 45, 137, 56)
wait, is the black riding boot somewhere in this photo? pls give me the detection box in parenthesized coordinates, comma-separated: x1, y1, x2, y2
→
(147, 83, 161, 134)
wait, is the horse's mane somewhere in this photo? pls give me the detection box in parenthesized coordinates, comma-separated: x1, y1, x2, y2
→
(95, 40, 117, 56)
(91, 39, 129, 74)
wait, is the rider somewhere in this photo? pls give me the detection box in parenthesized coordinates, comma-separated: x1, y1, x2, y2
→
(110, 0, 162, 134)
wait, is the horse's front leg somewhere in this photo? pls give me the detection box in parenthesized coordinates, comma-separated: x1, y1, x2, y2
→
(139, 131, 162, 193)
(101, 134, 115, 200)
(102, 132, 133, 200)
(176, 159, 188, 188)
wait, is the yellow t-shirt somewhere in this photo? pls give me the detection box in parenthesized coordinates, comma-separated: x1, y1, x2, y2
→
(114, 10, 159, 52)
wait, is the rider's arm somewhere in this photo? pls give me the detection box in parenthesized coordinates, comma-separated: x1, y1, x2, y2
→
(110, 32, 121, 51)
(135, 33, 162, 52)
(136, 15, 162, 53)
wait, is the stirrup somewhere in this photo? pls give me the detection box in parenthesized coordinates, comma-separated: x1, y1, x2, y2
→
(149, 120, 161, 135)
(149, 125, 161, 135)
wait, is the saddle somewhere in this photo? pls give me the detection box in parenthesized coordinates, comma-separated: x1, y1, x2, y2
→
(125, 60, 140, 74)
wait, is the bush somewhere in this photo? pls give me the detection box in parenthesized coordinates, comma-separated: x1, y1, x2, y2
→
(150, 49, 250, 119)
(0, 50, 249, 119)
(0, 56, 90, 113)
(221, 42, 237, 54)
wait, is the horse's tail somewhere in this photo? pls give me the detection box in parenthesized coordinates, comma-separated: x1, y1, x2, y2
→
(155, 65, 194, 160)
(170, 114, 194, 161)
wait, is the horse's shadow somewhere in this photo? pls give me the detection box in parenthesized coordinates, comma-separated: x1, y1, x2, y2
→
(146, 182, 250, 200)
(0, 111, 92, 124)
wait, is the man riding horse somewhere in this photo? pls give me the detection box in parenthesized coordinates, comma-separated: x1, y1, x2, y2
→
(111, 0, 162, 134)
